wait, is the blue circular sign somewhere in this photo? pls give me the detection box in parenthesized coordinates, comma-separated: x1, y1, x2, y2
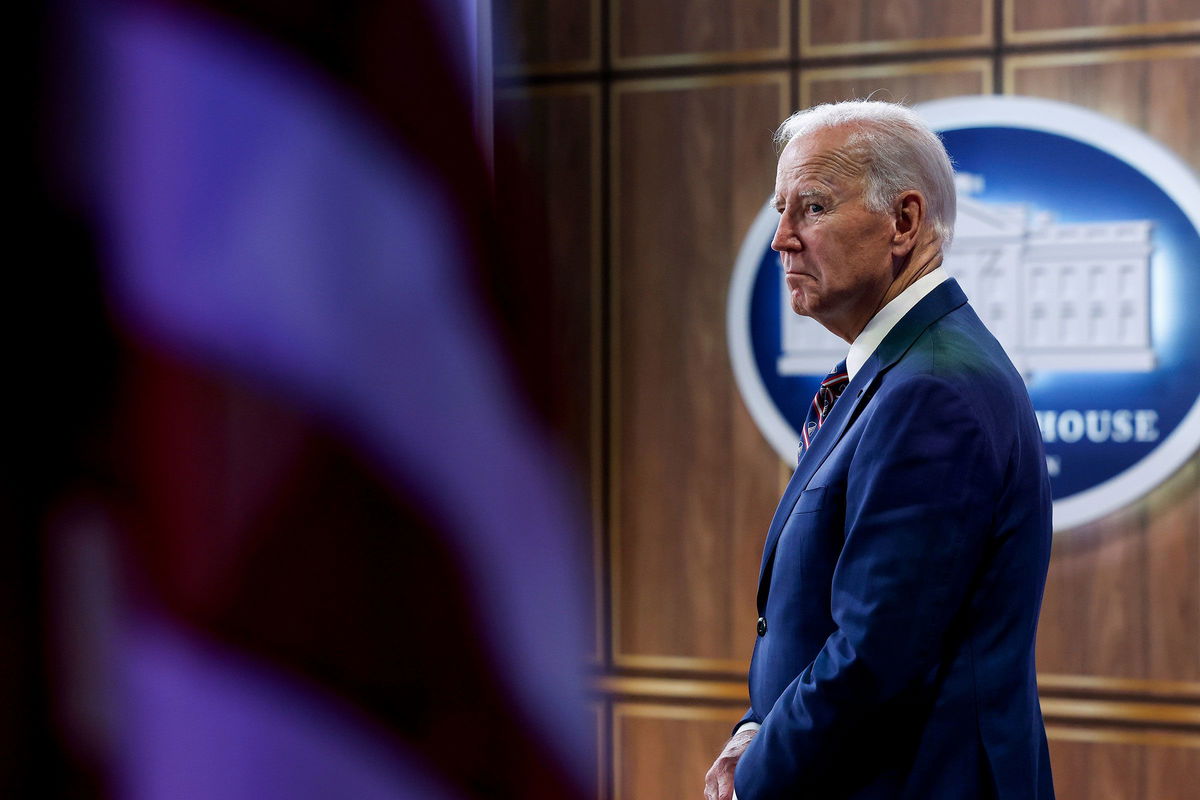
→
(728, 96, 1200, 531)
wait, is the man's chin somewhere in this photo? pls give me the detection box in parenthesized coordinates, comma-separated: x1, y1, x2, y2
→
(789, 295, 816, 318)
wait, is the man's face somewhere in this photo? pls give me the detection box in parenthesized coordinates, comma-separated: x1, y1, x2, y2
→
(771, 125, 897, 341)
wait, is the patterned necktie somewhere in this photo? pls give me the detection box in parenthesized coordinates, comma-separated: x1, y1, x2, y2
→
(798, 359, 849, 463)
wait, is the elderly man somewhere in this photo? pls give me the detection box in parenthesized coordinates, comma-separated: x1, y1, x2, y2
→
(704, 101, 1054, 799)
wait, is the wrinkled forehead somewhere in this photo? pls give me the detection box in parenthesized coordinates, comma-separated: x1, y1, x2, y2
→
(775, 127, 870, 194)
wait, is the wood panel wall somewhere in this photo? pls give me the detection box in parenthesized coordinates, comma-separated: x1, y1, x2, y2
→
(495, 1, 1200, 797)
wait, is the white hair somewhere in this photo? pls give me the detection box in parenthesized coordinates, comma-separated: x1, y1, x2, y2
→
(775, 100, 957, 245)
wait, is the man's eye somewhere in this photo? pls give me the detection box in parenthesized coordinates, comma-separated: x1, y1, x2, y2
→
(807, 203, 825, 214)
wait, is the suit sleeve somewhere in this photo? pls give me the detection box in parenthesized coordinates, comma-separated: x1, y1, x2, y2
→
(734, 373, 1001, 799)
(732, 707, 762, 737)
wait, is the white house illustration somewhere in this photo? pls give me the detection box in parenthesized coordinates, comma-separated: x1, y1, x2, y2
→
(777, 173, 1156, 377)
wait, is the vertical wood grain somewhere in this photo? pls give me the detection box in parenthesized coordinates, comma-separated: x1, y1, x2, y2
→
(1047, 737, 1090, 800)
(612, 0, 787, 66)
(1007, 48, 1200, 169)
(611, 75, 787, 667)
(612, 705, 734, 800)
(497, 0, 599, 71)
(1085, 507, 1150, 679)
(803, 0, 990, 54)
(593, 701, 609, 800)
(1093, 742, 1145, 800)
(1008, 0, 1200, 41)
(1036, 528, 1090, 676)
(1144, 458, 1200, 682)
(1048, 739, 1200, 800)
(1144, 745, 1200, 800)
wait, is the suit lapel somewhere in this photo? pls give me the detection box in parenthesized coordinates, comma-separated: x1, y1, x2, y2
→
(755, 365, 873, 611)
(754, 279, 970, 611)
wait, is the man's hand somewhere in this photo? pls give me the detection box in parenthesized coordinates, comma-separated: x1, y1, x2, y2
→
(704, 727, 757, 800)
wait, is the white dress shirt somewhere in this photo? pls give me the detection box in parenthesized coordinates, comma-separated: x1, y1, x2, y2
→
(845, 267, 949, 382)
(730, 267, 949, 800)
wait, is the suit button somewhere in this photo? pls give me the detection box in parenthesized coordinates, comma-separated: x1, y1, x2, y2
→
(757, 617, 767, 636)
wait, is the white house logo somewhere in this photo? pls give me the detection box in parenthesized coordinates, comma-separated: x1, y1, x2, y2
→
(727, 96, 1200, 531)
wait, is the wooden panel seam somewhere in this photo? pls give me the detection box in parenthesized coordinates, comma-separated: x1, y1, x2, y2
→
(598, 667, 1200, 698)
(799, 0, 992, 57)
(1041, 698, 1200, 727)
(1045, 724, 1200, 749)
(607, 707, 1200, 757)
(596, 675, 1200, 727)
(598, 673, 1200, 694)
(798, 58, 993, 109)
(597, 674, 750, 701)
(612, 653, 749, 672)
(1002, 0, 1200, 46)
(613, 701, 744, 720)
(1002, 43, 1200, 96)
(1038, 674, 1200, 700)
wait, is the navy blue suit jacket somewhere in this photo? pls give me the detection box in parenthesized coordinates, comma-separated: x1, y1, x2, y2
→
(734, 279, 1054, 799)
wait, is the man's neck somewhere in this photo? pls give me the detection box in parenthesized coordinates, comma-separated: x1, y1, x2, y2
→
(881, 252, 942, 312)
(844, 266, 950, 381)
(844, 246, 943, 343)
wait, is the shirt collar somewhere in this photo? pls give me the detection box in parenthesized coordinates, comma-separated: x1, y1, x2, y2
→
(845, 267, 949, 382)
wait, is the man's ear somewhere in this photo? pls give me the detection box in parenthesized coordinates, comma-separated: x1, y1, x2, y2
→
(891, 190, 925, 256)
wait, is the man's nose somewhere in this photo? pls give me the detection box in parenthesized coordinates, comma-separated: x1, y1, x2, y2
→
(771, 216, 798, 253)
